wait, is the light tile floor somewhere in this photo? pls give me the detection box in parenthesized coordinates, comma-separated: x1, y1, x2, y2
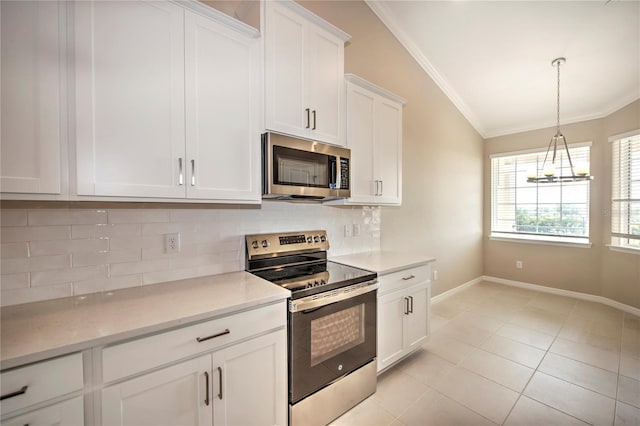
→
(331, 281, 640, 426)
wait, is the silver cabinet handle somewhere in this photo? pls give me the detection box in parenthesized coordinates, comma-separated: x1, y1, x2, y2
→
(404, 297, 410, 315)
(380, 180, 383, 196)
(305, 108, 310, 129)
(402, 275, 415, 281)
(217, 366, 223, 400)
(0, 385, 28, 401)
(204, 371, 210, 406)
(196, 329, 230, 343)
(190, 159, 195, 186)
(178, 158, 184, 185)
(409, 295, 414, 314)
(312, 110, 317, 130)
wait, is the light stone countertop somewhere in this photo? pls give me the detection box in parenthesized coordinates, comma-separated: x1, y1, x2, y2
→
(330, 251, 435, 275)
(1, 271, 290, 370)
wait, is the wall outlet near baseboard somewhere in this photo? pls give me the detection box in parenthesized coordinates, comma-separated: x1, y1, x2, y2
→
(516, 260, 523, 269)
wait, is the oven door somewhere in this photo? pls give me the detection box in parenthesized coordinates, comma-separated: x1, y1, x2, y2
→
(289, 285, 377, 404)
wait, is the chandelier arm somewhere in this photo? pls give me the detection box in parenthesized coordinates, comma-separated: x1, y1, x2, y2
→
(559, 134, 577, 176)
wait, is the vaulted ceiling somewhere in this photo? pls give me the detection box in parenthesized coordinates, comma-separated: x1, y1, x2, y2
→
(367, 0, 640, 138)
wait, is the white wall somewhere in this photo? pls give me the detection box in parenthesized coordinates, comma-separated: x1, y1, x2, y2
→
(0, 202, 380, 306)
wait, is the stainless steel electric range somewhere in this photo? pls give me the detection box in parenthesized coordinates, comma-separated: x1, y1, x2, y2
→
(245, 230, 378, 426)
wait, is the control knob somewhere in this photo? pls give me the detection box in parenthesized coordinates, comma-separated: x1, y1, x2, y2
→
(307, 236, 313, 243)
(261, 240, 269, 248)
(251, 240, 259, 249)
(314, 236, 320, 243)
(320, 235, 326, 242)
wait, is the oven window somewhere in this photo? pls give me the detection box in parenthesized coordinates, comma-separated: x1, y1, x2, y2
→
(310, 304, 365, 366)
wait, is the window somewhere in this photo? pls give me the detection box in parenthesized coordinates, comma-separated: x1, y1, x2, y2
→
(611, 131, 640, 250)
(491, 143, 591, 243)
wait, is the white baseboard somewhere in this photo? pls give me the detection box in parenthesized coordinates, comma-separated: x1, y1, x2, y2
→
(430, 276, 484, 304)
(481, 275, 640, 317)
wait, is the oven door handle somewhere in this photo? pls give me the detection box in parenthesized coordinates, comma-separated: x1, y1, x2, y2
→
(290, 279, 378, 312)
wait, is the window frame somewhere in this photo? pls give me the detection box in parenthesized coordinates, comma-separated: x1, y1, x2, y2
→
(609, 129, 640, 254)
(490, 142, 592, 246)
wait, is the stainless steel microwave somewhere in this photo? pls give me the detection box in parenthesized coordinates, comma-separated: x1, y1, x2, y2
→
(262, 132, 351, 201)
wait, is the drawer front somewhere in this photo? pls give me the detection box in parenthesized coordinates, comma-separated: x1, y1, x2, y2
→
(0, 353, 83, 415)
(102, 302, 286, 383)
(378, 265, 430, 295)
(0, 396, 84, 426)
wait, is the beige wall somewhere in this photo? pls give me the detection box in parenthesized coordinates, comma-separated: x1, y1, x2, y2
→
(302, 1, 485, 296)
(484, 100, 640, 309)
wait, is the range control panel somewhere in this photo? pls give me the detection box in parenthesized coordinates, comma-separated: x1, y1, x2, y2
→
(245, 230, 329, 259)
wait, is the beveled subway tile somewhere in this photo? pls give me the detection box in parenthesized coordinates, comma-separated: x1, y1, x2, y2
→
(71, 223, 141, 239)
(31, 265, 108, 287)
(1, 283, 72, 306)
(496, 323, 555, 350)
(617, 375, 640, 409)
(29, 239, 109, 256)
(432, 366, 519, 425)
(329, 396, 396, 426)
(398, 387, 496, 426)
(28, 254, 71, 272)
(550, 337, 620, 372)
(523, 372, 615, 426)
(370, 370, 428, 418)
(28, 209, 107, 225)
(615, 401, 640, 426)
(107, 209, 170, 224)
(0, 242, 28, 259)
(481, 335, 546, 369)
(504, 396, 589, 426)
(73, 274, 142, 296)
(1, 225, 70, 243)
(1, 209, 27, 226)
(398, 349, 456, 388)
(0, 273, 29, 290)
(460, 348, 534, 392)
(110, 259, 171, 277)
(141, 222, 196, 236)
(72, 249, 141, 267)
(538, 352, 618, 398)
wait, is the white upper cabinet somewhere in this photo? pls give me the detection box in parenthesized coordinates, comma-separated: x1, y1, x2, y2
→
(328, 74, 405, 205)
(1, 1, 64, 196)
(74, 0, 186, 198)
(264, 0, 350, 146)
(74, 1, 261, 203)
(184, 11, 261, 202)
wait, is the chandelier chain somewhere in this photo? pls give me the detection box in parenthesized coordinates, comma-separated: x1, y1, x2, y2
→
(556, 59, 561, 135)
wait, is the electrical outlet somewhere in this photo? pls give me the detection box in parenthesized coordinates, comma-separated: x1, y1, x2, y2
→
(165, 233, 181, 253)
(344, 224, 352, 237)
(516, 260, 523, 269)
(433, 270, 438, 281)
(352, 224, 361, 237)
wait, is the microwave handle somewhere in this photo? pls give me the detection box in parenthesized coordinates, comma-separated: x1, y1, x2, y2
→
(331, 157, 337, 187)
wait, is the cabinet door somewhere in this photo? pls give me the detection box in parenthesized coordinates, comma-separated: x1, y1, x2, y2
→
(74, 0, 185, 198)
(0, 396, 84, 426)
(345, 82, 376, 203)
(1, 0, 62, 194)
(306, 26, 344, 145)
(264, 3, 306, 138)
(377, 290, 407, 372)
(374, 99, 402, 204)
(102, 355, 211, 426)
(212, 329, 287, 426)
(184, 11, 260, 202)
(405, 284, 430, 352)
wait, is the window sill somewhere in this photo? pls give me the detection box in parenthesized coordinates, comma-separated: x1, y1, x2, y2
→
(490, 233, 592, 248)
(607, 245, 640, 255)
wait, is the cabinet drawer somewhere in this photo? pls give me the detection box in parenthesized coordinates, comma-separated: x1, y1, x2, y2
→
(0, 396, 84, 426)
(0, 353, 83, 415)
(102, 302, 286, 383)
(378, 265, 431, 295)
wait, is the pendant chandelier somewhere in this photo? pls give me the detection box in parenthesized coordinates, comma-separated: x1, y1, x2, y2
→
(527, 58, 594, 183)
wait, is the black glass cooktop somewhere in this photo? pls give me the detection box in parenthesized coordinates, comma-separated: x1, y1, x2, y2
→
(250, 260, 376, 300)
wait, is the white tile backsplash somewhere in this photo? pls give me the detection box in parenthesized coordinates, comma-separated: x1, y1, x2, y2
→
(0, 202, 380, 306)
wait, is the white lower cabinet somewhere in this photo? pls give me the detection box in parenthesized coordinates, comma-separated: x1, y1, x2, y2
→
(102, 330, 286, 426)
(377, 265, 431, 372)
(0, 397, 84, 426)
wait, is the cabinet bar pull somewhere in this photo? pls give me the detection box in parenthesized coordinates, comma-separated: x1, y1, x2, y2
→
(409, 295, 414, 314)
(402, 275, 415, 281)
(0, 385, 28, 401)
(190, 159, 196, 186)
(204, 371, 210, 406)
(404, 297, 409, 315)
(217, 366, 223, 400)
(305, 108, 310, 128)
(380, 180, 383, 196)
(312, 110, 317, 130)
(178, 158, 184, 185)
(196, 329, 230, 343)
